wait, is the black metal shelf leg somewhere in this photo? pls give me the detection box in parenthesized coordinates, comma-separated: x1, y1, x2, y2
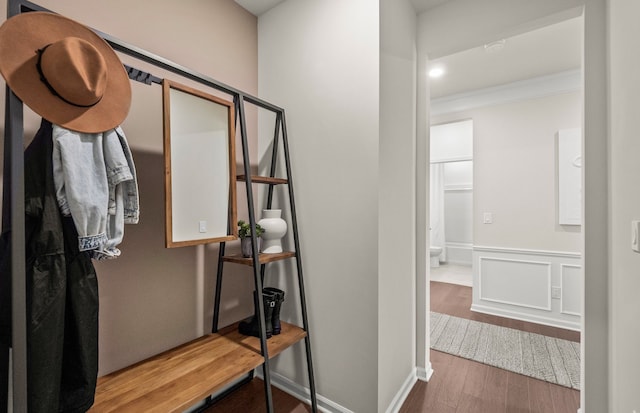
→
(238, 95, 274, 413)
(281, 111, 318, 412)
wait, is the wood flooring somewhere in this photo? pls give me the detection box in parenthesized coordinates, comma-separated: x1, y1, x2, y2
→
(400, 281, 581, 413)
(204, 378, 311, 413)
(204, 281, 581, 412)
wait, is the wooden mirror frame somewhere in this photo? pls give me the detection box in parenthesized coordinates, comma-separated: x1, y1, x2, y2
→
(162, 79, 238, 247)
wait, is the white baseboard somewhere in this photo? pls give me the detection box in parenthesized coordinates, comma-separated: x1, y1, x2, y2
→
(385, 368, 418, 413)
(255, 369, 354, 413)
(257, 368, 424, 413)
(471, 303, 581, 331)
(416, 362, 434, 382)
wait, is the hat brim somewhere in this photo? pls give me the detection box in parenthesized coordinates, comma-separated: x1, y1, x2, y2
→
(0, 12, 131, 133)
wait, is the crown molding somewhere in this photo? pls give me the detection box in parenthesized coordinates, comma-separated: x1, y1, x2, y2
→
(431, 69, 582, 116)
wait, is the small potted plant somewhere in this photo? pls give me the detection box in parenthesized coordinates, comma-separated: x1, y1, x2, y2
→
(238, 220, 264, 257)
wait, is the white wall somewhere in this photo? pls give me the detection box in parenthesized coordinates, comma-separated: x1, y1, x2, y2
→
(443, 161, 473, 264)
(443, 162, 473, 248)
(608, 1, 640, 411)
(258, 1, 380, 411)
(379, 0, 418, 411)
(415, 1, 432, 385)
(433, 91, 582, 252)
(581, 1, 608, 410)
(258, 1, 420, 411)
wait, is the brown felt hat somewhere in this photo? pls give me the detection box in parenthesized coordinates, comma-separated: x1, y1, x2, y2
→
(0, 12, 131, 133)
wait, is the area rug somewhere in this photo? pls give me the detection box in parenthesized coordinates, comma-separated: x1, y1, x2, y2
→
(430, 312, 581, 390)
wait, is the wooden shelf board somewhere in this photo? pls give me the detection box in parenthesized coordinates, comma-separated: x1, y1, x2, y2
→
(216, 321, 307, 360)
(222, 251, 296, 266)
(90, 322, 306, 413)
(237, 175, 288, 185)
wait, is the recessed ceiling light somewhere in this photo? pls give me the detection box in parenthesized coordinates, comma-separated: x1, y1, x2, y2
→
(484, 39, 506, 53)
(429, 67, 445, 78)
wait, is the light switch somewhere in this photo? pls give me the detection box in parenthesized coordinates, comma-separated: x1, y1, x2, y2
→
(199, 220, 207, 233)
(633, 220, 640, 253)
(483, 212, 493, 224)
(551, 287, 561, 299)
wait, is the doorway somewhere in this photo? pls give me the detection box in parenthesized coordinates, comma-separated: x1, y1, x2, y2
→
(420, 8, 584, 408)
(430, 120, 473, 287)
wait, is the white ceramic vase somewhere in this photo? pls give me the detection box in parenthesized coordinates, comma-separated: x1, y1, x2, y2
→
(258, 209, 287, 253)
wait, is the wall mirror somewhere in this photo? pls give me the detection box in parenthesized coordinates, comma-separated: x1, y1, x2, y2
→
(163, 79, 237, 247)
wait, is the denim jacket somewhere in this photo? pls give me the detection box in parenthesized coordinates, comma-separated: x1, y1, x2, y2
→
(52, 125, 139, 260)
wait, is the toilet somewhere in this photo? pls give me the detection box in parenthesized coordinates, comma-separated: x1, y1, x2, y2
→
(430, 246, 442, 268)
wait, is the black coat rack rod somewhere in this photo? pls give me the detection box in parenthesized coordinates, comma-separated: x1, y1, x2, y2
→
(11, 0, 283, 112)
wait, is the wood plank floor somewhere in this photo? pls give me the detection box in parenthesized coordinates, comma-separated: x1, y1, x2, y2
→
(203, 377, 311, 412)
(204, 281, 581, 412)
(399, 281, 581, 413)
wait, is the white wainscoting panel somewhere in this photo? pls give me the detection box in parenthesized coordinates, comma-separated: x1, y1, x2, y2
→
(478, 257, 551, 311)
(561, 264, 582, 316)
(472, 246, 582, 331)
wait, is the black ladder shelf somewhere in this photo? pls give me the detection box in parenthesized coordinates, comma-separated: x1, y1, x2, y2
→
(211, 98, 318, 412)
(3, 1, 317, 412)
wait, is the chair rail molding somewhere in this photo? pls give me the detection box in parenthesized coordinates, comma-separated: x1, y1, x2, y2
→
(473, 245, 581, 259)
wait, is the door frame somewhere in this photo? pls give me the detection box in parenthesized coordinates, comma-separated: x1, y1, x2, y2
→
(416, 2, 607, 411)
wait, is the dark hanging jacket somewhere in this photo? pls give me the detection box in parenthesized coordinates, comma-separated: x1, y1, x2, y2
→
(0, 119, 99, 413)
